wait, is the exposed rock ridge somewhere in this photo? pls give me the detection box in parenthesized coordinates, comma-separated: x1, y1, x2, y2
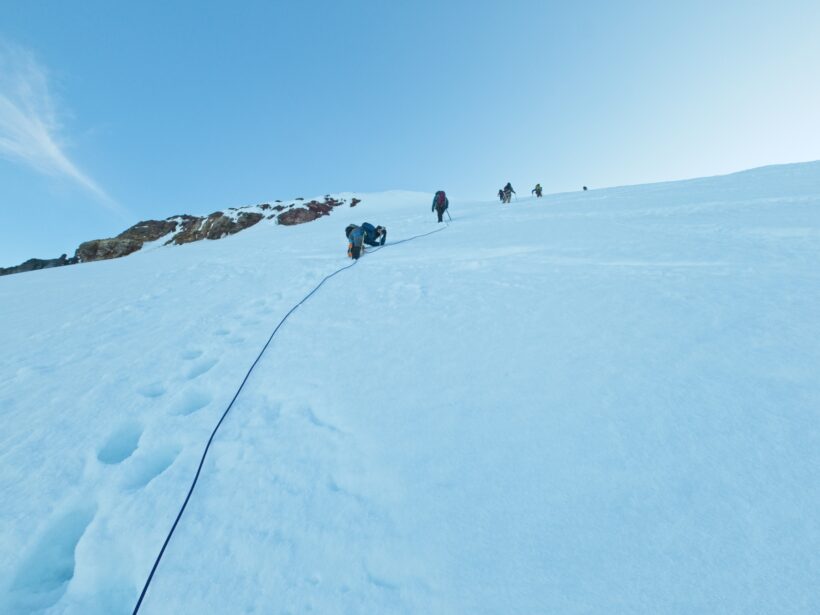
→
(1, 195, 361, 276)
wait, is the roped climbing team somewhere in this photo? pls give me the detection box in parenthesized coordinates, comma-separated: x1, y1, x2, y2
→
(345, 183, 588, 259)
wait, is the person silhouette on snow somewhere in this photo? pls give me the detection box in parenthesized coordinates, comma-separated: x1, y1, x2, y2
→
(503, 182, 515, 203)
(345, 222, 386, 259)
(532, 184, 543, 198)
(497, 188, 505, 203)
(432, 190, 449, 223)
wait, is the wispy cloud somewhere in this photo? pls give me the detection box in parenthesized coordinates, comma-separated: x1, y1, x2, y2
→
(0, 41, 124, 215)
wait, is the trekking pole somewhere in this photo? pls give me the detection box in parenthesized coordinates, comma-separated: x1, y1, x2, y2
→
(446, 210, 452, 222)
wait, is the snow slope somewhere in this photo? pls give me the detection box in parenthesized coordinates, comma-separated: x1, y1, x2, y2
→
(1, 165, 819, 614)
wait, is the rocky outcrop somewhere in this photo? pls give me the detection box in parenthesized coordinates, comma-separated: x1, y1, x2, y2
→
(277, 207, 322, 226)
(170, 211, 264, 245)
(0, 254, 77, 277)
(73, 211, 266, 262)
(76, 238, 143, 262)
(2, 195, 361, 275)
(75, 219, 180, 263)
(117, 219, 179, 243)
(276, 196, 346, 226)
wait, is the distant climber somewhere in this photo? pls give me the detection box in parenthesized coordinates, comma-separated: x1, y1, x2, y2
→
(532, 184, 543, 198)
(583, 186, 588, 191)
(432, 190, 449, 223)
(497, 189, 505, 203)
(503, 182, 515, 203)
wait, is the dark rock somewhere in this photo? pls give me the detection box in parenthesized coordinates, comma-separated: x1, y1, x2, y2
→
(76, 238, 143, 263)
(171, 211, 264, 245)
(277, 207, 322, 225)
(306, 200, 333, 216)
(0, 254, 77, 277)
(76, 209, 263, 262)
(276, 196, 345, 226)
(4, 192, 341, 276)
(116, 219, 178, 243)
(350, 198, 361, 208)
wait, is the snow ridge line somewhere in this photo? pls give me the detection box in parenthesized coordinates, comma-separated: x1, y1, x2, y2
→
(132, 221, 448, 614)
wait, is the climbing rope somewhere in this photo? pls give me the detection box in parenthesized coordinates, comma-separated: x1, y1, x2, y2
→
(132, 220, 448, 614)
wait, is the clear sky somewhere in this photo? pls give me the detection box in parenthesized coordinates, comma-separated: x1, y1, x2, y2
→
(2, 0, 819, 265)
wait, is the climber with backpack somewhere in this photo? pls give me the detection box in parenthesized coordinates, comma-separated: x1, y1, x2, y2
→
(345, 224, 365, 260)
(503, 182, 515, 203)
(432, 190, 449, 223)
(532, 184, 543, 198)
(498, 188, 505, 203)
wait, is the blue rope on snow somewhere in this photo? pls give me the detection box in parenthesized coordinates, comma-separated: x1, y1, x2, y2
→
(132, 221, 448, 613)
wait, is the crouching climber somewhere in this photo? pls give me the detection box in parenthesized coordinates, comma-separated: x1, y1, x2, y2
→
(345, 222, 386, 259)
(362, 222, 387, 246)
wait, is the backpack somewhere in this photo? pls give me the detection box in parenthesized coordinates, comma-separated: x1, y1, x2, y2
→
(435, 191, 447, 208)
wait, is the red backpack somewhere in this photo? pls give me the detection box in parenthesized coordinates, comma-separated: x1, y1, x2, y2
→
(435, 191, 447, 208)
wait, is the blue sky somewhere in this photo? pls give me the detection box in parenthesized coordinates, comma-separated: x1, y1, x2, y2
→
(2, 0, 819, 264)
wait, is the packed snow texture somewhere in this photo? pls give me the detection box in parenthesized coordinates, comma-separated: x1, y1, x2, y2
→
(1, 164, 819, 614)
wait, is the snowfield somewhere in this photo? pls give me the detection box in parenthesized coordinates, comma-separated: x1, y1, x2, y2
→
(1, 164, 819, 614)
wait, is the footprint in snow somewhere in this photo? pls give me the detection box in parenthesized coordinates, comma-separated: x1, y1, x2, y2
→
(8, 504, 96, 612)
(180, 349, 203, 361)
(97, 422, 142, 465)
(184, 357, 219, 380)
(121, 445, 180, 491)
(171, 389, 213, 416)
(136, 382, 167, 398)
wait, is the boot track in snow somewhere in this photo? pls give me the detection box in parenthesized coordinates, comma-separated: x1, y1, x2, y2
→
(132, 222, 448, 613)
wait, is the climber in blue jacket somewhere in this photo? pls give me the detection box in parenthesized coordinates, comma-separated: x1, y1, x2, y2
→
(361, 222, 387, 246)
(345, 223, 386, 259)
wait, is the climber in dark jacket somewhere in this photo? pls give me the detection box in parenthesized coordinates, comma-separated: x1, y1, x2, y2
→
(361, 222, 387, 246)
(432, 190, 449, 223)
(503, 182, 515, 203)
